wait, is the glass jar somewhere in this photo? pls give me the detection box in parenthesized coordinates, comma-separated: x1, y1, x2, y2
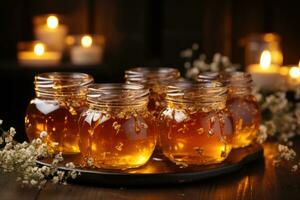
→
(78, 84, 156, 169)
(221, 72, 260, 148)
(159, 81, 234, 165)
(124, 67, 180, 115)
(25, 72, 94, 154)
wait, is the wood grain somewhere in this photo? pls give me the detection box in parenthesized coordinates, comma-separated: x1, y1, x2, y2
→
(0, 174, 40, 200)
(2, 139, 300, 200)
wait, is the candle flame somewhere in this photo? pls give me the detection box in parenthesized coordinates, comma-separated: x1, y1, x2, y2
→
(289, 67, 300, 79)
(47, 15, 59, 29)
(81, 35, 92, 48)
(34, 43, 45, 56)
(260, 50, 272, 70)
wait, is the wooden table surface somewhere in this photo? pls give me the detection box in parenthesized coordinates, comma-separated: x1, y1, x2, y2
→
(1, 140, 300, 200)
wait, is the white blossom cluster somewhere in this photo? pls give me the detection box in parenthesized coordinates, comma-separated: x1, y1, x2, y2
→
(180, 44, 239, 80)
(0, 121, 79, 188)
(255, 88, 300, 145)
(253, 87, 300, 171)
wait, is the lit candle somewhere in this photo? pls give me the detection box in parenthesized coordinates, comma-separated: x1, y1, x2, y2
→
(286, 61, 300, 89)
(70, 35, 103, 65)
(247, 50, 285, 90)
(18, 42, 62, 66)
(34, 15, 68, 52)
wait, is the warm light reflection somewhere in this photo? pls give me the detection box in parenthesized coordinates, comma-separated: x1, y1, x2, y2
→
(289, 67, 300, 79)
(34, 43, 45, 56)
(260, 50, 272, 69)
(81, 35, 93, 48)
(47, 15, 59, 29)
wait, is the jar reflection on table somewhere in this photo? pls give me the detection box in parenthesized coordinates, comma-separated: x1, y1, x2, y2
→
(25, 72, 94, 154)
(221, 72, 260, 148)
(79, 84, 156, 169)
(159, 81, 234, 165)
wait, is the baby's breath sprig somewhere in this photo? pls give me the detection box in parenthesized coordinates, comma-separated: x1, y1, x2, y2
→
(180, 46, 240, 80)
(0, 120, 79, 188)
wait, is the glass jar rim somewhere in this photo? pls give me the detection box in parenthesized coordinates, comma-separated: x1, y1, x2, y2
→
(125, 67, 180, 84)
(87, 83, 149, 107)
(35, 72, 94, 97)
(197, 71, 220, 82)
(221, 71, 253, 87)
(166, 80, 227, 104)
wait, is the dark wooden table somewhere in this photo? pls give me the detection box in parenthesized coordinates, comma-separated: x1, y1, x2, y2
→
(1, 140, 300, 200)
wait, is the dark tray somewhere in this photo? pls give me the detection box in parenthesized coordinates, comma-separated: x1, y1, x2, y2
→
(37, 144, 263, 186)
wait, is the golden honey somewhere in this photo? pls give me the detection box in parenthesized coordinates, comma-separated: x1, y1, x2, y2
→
(125, 67, 180, 157)
(222, 72, 260, 148)
(25, 72, 94, 154)
(79, 84, 156, 169)
(159, 82, 234, 165)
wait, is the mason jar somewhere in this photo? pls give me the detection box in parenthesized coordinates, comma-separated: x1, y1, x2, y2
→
(159, 81, 234, 165)
(78, 83, 156, 169)
(124, 67, 180, 116)
(25, 72, 94, 154)
(221, 72, 260, 148)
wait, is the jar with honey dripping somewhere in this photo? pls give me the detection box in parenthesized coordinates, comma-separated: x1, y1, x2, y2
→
(159, 81, 234, 165)
(78, 83, 156, 169)
(221, 72, 260, 148)
(25, 72, 94, 154)
(197, 71, 260, 148)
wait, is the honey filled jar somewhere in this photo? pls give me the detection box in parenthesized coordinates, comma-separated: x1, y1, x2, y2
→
(25, 72, 94, 154)
(78, 84, 156, 169)
(124, 67, 180, 115)
(159, 81, 234, 165)
(221, 72, 260, 148)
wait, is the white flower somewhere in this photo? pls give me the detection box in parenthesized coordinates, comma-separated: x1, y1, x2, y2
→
(257, 125, 268, 144)
(4, 135, 13, 143)
(70, 171, 77, 179)
(278, 144, 296, 161)
(0, 119, 3, 125)
(52, 176, 59, 184)
(9, 127, 16, 137)
(30, 180, 38, 186)
(65, 162, 75, 169)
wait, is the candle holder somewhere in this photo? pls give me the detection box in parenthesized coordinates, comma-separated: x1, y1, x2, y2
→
(17, 41, 62, 66)
(33, 14, 68, 52)
(243, 33, 285, 90)
(66, 34, 105, 65)
(243, 33, 283, 67)
(283, 63, 300, 89)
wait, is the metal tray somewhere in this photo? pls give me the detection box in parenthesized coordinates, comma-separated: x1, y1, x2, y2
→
(37, 144, 263, 186)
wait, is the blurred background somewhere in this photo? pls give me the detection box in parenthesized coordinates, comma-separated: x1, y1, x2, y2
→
(0, 0, 300, 138)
